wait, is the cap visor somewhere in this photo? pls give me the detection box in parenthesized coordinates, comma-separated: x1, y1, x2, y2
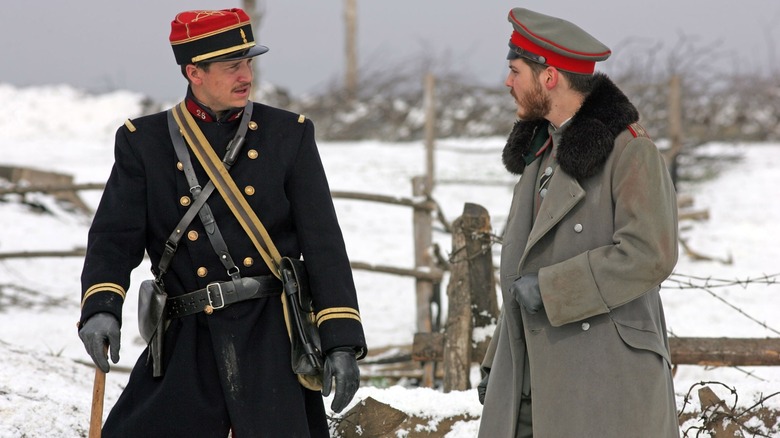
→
(208, 45, 269, 62)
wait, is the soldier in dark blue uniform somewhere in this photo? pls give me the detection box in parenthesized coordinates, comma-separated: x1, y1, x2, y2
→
(78, 8, 366, 437)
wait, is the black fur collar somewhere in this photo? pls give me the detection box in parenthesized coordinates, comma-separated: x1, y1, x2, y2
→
(502, 73, 639, 180)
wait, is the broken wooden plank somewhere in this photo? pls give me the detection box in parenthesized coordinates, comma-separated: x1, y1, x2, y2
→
(670, 337, 780, 366)
(413, 333, 780, 366)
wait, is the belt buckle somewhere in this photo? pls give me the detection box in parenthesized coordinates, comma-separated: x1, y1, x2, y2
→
(206, 282, 226, 311)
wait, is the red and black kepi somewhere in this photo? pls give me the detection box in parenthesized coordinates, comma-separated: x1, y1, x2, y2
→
(170, 8, 269, 65)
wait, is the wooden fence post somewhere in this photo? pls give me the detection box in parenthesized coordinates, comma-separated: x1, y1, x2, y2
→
(442, 203, 496, 392)
(423, 73, 436, 192)
(665, 74, 683, 184)
(464, 205, 499, 330)
(442, 214, 470, 391)
(412, 175, 436, 387)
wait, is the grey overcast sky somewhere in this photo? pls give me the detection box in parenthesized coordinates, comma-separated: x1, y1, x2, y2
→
(2, 1, 778, 101)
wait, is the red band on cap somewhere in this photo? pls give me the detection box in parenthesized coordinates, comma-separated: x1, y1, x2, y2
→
(510, 31, 596, 74)
(170, 9, 249, 44)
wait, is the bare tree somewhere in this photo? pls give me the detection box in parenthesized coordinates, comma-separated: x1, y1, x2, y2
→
(344, 0, 358, 100)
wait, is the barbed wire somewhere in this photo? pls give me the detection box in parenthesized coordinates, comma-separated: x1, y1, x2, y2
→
(665, 272, 780, 289)
(664, 273, 780, 337)
(679, 380, 780, 437)
(446, 232, 502, 264)
(730, 366, 768, 383)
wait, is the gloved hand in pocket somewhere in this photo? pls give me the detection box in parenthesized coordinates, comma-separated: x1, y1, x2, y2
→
(510, 274, 543, 314)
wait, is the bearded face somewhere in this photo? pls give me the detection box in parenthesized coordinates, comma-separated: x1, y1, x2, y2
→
(513, 77, 551, 121)
(506, 59, 551, 121)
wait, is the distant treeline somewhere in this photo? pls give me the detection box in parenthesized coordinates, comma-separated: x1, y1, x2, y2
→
(275, 68, 779, 145)
(137, 38, 779, 146)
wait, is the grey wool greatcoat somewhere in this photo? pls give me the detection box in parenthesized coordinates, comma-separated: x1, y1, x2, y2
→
(479, 74, 680, 438)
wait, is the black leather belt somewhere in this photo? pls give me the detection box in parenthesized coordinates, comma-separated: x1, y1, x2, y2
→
(166, 275, 281, 319)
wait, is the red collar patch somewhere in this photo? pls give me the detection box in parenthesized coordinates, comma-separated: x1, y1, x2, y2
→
(185, 97, 243, 123)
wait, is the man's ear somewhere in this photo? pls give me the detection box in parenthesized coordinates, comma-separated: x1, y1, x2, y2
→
(185, 64, 202, 85)
(543, 66, 559, 90)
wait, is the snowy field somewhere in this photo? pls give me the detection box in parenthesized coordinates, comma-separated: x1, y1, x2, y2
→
(0, 84, 778, 436)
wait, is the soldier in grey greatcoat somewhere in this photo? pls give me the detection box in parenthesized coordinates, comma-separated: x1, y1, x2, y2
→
(478, 8, 680, 438)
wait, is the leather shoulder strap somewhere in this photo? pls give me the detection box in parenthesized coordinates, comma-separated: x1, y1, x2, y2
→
(172, 101, 283, 279)
(157, 103, 254, 280)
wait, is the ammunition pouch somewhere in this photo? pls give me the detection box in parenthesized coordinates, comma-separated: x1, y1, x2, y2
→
(280, 257, 324, 390)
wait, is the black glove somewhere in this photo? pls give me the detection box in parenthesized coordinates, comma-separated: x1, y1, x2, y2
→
(78, 312, 120, 373)
(510, 274, 543, 314)
(477, 371, 489, 405)
(322, 348, 360, 413)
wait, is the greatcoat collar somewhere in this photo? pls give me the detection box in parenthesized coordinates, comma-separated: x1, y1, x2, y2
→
(502, 73, 639, 180)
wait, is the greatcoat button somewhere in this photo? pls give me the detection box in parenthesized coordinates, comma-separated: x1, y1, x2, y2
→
(176, 162, 184, 171)
(244, 186, 255, 196)
(248, 121, 258, 130)
(574, 223, 583, 233)
(540, 188, 548, 198)
(180, 196, 191, 206)
(243, 257, 254, 267)
(197, 267, 208, 277)
(581, 322, 590, 331)
(247, 149, 259, 159)
(187, 230, 199, 241)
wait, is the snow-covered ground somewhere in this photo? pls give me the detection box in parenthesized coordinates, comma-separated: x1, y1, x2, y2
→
(0, 83, 778, 436)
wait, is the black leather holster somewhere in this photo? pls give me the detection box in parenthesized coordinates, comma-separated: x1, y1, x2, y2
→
(138, 279, 167, 377)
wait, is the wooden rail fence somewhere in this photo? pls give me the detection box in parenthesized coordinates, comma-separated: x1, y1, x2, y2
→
(7, 168, 773, 390)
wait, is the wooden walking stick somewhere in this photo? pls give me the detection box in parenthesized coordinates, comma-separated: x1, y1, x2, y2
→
(88, 346, 107, 438)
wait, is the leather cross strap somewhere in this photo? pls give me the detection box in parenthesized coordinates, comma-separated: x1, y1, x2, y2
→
(156, 101, 253, 281)
(166, 103, 253, 282)
(172, 101, 284, 278)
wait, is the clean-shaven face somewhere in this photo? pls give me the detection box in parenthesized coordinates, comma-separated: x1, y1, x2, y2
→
(193, 58, 254, 111)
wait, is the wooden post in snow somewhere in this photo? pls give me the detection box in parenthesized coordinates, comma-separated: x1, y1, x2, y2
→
(442, 203, 496, 392)
(423, 73, 436, 192)
(344, 0, 358, 100)
(665, 74, 683, 184)
(442, 213, 470, 391)
(243, 0, 265, 100)
(412, 175, 435, 387)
